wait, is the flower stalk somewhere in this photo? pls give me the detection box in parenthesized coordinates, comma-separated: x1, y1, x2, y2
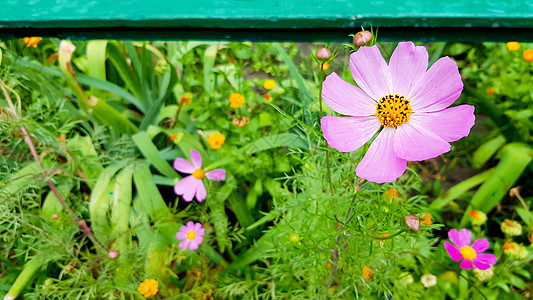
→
(20, 126, 106, 251)
(318, 63, 334, 194)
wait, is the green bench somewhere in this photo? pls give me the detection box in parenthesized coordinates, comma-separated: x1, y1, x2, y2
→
(2, 0, 533, 41)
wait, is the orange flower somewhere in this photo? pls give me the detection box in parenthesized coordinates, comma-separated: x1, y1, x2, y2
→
(137, 279, 158, 298)
(207, 133, 225, 149)
(384, 187, 400, 203)
(320, 62, 329, 71)
(180, 94, 192, 106)
(169, 133, 179, 142)
(24, 37, 42, 48)
(362, 266, 373, 280)
(523, 49, 533, 62)
(503, 242, 516, 251)
(229, 93, 245, 108)
(485, 87, 495, 95)
(422, 212, 432, 226)
(264, 93, 271, 102)
(506, 42, 520, 51)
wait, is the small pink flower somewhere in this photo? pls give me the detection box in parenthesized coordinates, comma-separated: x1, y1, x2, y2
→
(320, 41, 475, 183)
(444, 228, 497, 270)
(176, 221, 204, 250)
(173, 149, 226, 202)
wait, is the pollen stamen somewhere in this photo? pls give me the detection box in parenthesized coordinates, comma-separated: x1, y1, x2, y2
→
(374, 94, 413, 128)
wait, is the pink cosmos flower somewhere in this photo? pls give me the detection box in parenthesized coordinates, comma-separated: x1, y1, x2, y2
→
(173, 149, 226, 202)
(176, 221, 204, 250)
(321, 41, 475, 183)
(444, 228, 497, 270)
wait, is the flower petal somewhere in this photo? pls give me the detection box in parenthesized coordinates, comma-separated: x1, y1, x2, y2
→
(186, 221, 195, 230)
(190, 149, 202, 169)
(194, 222, 202, 231)
(448, 229, 461, 248)
(321, 116, 381, 152)
(475, 253, 497, 265)
(188, 240, 199, 250)
(472, 259, 491, 270)
(356, 127, 407, 183)
(174, 176, 200, 202)
(389, 42, 429, 96)
(460, 259, 473, 269)
(471, 238, 490, 253)
(194, 236, 203, 247)
(174, 175, 202, 202)
(409, 56, 463, 112)
(206, 169, 226, 181)
(393, 121, 450, 161)
(176, 231, 187, 240)
(197, 227, 205, 236)
(173, 158, 195, 174)
(458, 229, 472, 247)
(409, 105, 475, 142)
(349, 45, 393, 100)
(444, 241, 462, 262)
(179, 239, 191, 250)
(195, 181, 207, 202)
(321, 72, 376, 116)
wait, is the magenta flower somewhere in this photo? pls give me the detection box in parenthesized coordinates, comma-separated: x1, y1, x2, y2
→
(444, 229, 497, 270)
(173, 149, 226, 202)
(320, 42, 475, 183)
(176, 221, 204, 250)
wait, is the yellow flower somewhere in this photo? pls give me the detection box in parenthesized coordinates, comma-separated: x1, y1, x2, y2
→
(362, 266, 373, 280)
(229, 93, 245, 108)
(320, 62, 329, 71)
(137, 279, 158, 298)
(263, 79, 276, 90)
(207, 132, 225, 149)
(506, 42, 520, 51)
(523, 49, 533, 62)
(24, 37, 42, 48)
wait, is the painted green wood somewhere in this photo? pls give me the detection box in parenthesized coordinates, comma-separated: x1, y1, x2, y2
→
(1, 0, 532, 41)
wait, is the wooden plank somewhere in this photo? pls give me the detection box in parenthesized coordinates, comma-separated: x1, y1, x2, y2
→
(2, 0, 533, 41)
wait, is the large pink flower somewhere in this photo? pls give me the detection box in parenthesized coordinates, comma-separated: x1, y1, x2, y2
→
(444, 228, 497, 270)
(320, 42, 475, 183)
(176, 221, 204, 250)
(173, 149, 226, 202)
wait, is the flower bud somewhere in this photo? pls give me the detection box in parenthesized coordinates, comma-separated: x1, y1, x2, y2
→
(316, 48, 331, 60)
(501, 219, 522, 236)
(473, 267, 494, 282)
(404, 215, 420, 232)
(421, 274, 437, 288)
(51, 213, 59, 220)
(289, 233, 300, 243)
(108, 249, 119, 259)
(353, 30, 373, 47)
(468, 210, 487, 226)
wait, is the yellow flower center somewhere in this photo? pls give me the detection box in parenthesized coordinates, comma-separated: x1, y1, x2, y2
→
(374, 94, 413, 128)
(192, 169, 205, 180)
(187, 231, 196, 240)
(459, 246, 477, 260)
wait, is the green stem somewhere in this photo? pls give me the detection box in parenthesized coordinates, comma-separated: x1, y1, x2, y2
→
(318, 65, 334, 194)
